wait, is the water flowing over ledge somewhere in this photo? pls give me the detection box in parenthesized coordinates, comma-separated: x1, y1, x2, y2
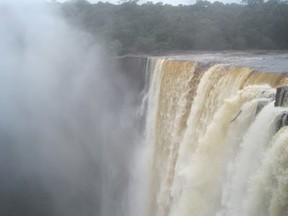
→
(126, 54, 288, 216)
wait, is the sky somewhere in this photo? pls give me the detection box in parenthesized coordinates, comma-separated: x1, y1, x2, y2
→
(94, 0, 195, 5)
(0, 0, 240, 5)
(86, 0, 241, 5)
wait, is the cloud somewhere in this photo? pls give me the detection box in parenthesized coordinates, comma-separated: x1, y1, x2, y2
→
(86, 0, 239, 5)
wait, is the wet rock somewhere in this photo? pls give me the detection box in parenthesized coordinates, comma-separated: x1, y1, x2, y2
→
(275, 112, 288, 133)
(274, 86, 288, 107)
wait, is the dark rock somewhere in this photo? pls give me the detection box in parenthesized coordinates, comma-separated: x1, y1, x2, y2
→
(275, 112, 288, 133)
(274, 86, 288, 107)
(117, 56, 148, 94)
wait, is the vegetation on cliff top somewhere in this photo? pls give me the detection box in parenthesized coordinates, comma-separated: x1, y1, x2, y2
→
(59, 0, 288, 55)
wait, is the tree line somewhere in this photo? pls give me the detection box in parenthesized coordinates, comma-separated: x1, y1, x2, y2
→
(59, 0, 288, 55)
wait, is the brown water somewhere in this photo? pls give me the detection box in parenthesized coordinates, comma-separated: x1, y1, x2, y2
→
(166, 51, 288, 73)
(142, 56, 288, 216)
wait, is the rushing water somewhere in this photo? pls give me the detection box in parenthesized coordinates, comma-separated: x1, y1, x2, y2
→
(143, 58, 288, 216)
(2, 2, 288, 216)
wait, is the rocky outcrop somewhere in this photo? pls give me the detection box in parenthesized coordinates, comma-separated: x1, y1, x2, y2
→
(275, 112, 288, 132)
(117, 56, 148, 94)
(274, 87, 288, 132)
(275, 86, 288, 107)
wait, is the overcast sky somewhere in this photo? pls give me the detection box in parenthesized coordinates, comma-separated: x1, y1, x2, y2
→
(0, 0, 241, 5)
(86, 0, 241, 5)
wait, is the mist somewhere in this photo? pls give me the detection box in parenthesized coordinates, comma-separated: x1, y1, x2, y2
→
(0, 2, 140, 216)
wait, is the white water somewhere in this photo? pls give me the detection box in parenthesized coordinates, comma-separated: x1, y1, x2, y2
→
(2, 3, 288, 216)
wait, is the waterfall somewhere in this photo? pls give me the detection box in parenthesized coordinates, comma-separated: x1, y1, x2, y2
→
(2, 2, 288, 215)
(144, 57, 288, 216)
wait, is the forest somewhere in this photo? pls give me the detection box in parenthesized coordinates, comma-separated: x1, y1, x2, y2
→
(58, 0, 288, 55)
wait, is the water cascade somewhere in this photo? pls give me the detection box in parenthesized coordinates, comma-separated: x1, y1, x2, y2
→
(143, 57, 288, 216)
(3, 2, 288, 216)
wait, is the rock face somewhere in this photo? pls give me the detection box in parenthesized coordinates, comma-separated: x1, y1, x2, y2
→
(117, 56, 148, 94)
(116, 56, 149, 135)
(274, 87, 288, 132)
(275, 112, 288, 132)
(274, 86, 288, 107)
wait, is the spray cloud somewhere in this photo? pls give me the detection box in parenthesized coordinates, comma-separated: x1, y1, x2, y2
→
(0, 2, 139, 216)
